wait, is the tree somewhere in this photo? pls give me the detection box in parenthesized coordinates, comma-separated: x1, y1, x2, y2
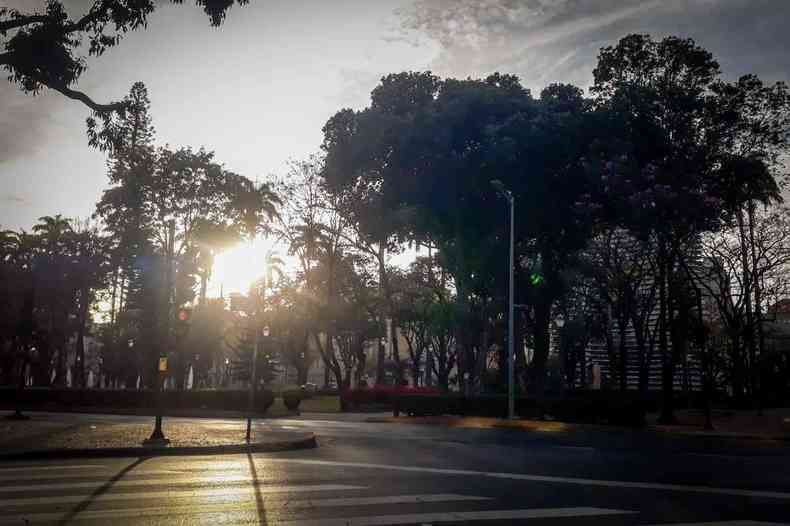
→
(686, 206, 790, 405)
(321, 73, 595, 396)
(579, 230, 657, 391)
(586, 34, 783, 422)
(322, 72, 439, 384)
(69, 222, 111, 388)
(95, 82, 280, 388)
(1, 0, 251, 121)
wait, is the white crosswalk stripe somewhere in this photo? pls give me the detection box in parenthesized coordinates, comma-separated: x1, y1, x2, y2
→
(0, 484, 366, 508)
(0, 460, 784, 526)
(0, 464, 102, 472)
(0, 494, 493, 523)
(0, 469, 180, 482)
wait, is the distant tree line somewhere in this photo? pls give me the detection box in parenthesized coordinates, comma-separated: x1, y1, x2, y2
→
(2, 33, 790, 423)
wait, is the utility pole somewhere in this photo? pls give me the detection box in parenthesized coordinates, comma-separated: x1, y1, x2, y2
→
(145, 219, 175, 445)
(246, 281, 262, 442)
(246, 251, 272, 442)
(492, 180, 516, 420)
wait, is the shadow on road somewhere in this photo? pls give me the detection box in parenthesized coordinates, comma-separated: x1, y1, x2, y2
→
(57, 457, 148, 525)
(247, 452, 269, 525)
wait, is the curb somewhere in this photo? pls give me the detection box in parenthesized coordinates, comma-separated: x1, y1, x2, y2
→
(648, 428, 790, 442)
(2, 407, 298, 420)
(370, 416, 790, 443)
(0, 433, 317, 462)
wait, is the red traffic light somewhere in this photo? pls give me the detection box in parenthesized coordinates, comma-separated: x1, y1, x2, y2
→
(178, 308, 191, 322)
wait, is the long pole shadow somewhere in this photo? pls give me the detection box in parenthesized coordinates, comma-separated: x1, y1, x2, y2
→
(247, 452, 268, 525)
(56, 457, 149, 525)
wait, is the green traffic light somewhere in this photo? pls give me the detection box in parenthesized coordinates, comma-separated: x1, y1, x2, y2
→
(530, 273, 544, 285)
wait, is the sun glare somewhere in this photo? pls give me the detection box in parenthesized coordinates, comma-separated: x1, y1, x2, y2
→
(209, 239, 275, 297)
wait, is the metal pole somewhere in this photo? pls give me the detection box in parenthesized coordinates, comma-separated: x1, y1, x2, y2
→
(508, 195, 515, 420)
(146, 220, 174, 445)
(246, 270, 263, 442)
(245, 322, 259, 442)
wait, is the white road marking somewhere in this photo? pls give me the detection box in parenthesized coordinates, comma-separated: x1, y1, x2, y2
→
(0, 475, 360, 494)
(0, 470, 178, 482)
(250, 507, 635, 526)
(0, 506, 632, 525)
(0, 464, 101, 472)
(260, 458, 790, 500)
(642, 522, 790, 526)
(0, 490, 476, 509)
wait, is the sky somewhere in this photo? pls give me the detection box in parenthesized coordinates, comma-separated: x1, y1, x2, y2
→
(3, 0, 790, 293)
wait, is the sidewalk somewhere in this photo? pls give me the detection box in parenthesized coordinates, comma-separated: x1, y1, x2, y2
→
(0, 415, 316, 460)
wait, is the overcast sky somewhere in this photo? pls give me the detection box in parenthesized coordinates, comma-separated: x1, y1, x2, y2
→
(2, 0, 790, 231)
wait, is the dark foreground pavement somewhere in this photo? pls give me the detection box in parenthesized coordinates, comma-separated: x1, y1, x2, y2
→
(1, 411, 789, 525)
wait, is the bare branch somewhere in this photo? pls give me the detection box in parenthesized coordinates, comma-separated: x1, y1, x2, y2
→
(0, 14, 49, 34)
(45, 80, 125, 113)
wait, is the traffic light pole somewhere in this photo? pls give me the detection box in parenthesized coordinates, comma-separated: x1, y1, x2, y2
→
(245, 321, 260, 442)
(507, 193, 516, 420)
(245, 278, 264, 442)
(145, 220, 175, 446)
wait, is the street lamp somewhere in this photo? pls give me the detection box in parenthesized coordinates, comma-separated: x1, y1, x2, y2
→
(491, 179, 516, 420)
(555, 314, 566, 394)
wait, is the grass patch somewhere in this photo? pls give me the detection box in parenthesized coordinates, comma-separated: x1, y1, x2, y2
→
(300, 395, 341, 413)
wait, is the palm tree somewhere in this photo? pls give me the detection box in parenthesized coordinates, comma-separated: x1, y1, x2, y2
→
(32, 215, 73, 252)
(192, 220, 241, 305)
(32, 215, 75, 386)
(226, 176, 281, 239)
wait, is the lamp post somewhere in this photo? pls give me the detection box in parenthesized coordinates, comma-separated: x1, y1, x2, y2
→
(491, 179, 516, 420)
(555, 314, 566, 394)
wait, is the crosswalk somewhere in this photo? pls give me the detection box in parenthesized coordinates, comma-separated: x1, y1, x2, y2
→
(0, 461, 787, 525)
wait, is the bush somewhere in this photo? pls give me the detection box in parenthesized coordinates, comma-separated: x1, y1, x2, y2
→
(0, 387, 275, 415)
(282, 389, 302, 411)
(393, 391, 645, 427)
(342, 385, 441, 409)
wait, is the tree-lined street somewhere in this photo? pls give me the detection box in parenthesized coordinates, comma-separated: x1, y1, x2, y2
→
(4, 2, 790, 524)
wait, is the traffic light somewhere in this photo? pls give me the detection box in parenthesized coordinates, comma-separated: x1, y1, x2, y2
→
(530, 254, 545, 286)
(178, 308, 191, 322)
(175, 307, 192, 338)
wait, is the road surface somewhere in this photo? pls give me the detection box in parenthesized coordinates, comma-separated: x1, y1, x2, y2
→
(1, 411, 789, 525)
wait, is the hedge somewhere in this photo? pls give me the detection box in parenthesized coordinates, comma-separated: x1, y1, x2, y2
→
(341, 385, 441, 408)
(394, 392, 646, 427)
(282, 389, 303, 411)
(1, 388, 275, 415)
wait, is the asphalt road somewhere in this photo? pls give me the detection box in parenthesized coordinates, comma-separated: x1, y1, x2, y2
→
(1, 411, 789, 525)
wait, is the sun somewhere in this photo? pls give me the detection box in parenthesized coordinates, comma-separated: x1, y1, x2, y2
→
(209, 238, 276, 297)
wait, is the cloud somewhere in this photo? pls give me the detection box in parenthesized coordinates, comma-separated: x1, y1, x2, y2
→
(396, 0, 790, 91)
(1, 194, 27, 204)
(0, 83, 65, 163)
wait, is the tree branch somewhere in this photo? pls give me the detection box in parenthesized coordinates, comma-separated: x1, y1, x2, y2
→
(45, 80, 125, 113)
(0, 15, 49, 34)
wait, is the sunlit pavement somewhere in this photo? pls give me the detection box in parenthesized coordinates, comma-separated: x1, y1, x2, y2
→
(2, 412, 790, 525)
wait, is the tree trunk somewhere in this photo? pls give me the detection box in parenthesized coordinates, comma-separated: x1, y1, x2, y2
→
(531, 296, 551, 398)
(376, 337, 386, 385)
(736, 208, 757, 403)
(425, 349, 434, 387)
(75, 288, 91, 388)
(747, 202, 765, 413)
(617, 312, 629, 391)
(376, 242, 387, 385)
(199, 270, 208, 306)
(110, 266, 119, 327)
(658, 249, 675, 424)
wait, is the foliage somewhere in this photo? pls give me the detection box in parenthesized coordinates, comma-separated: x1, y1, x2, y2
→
(1, 1, 251, 119)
